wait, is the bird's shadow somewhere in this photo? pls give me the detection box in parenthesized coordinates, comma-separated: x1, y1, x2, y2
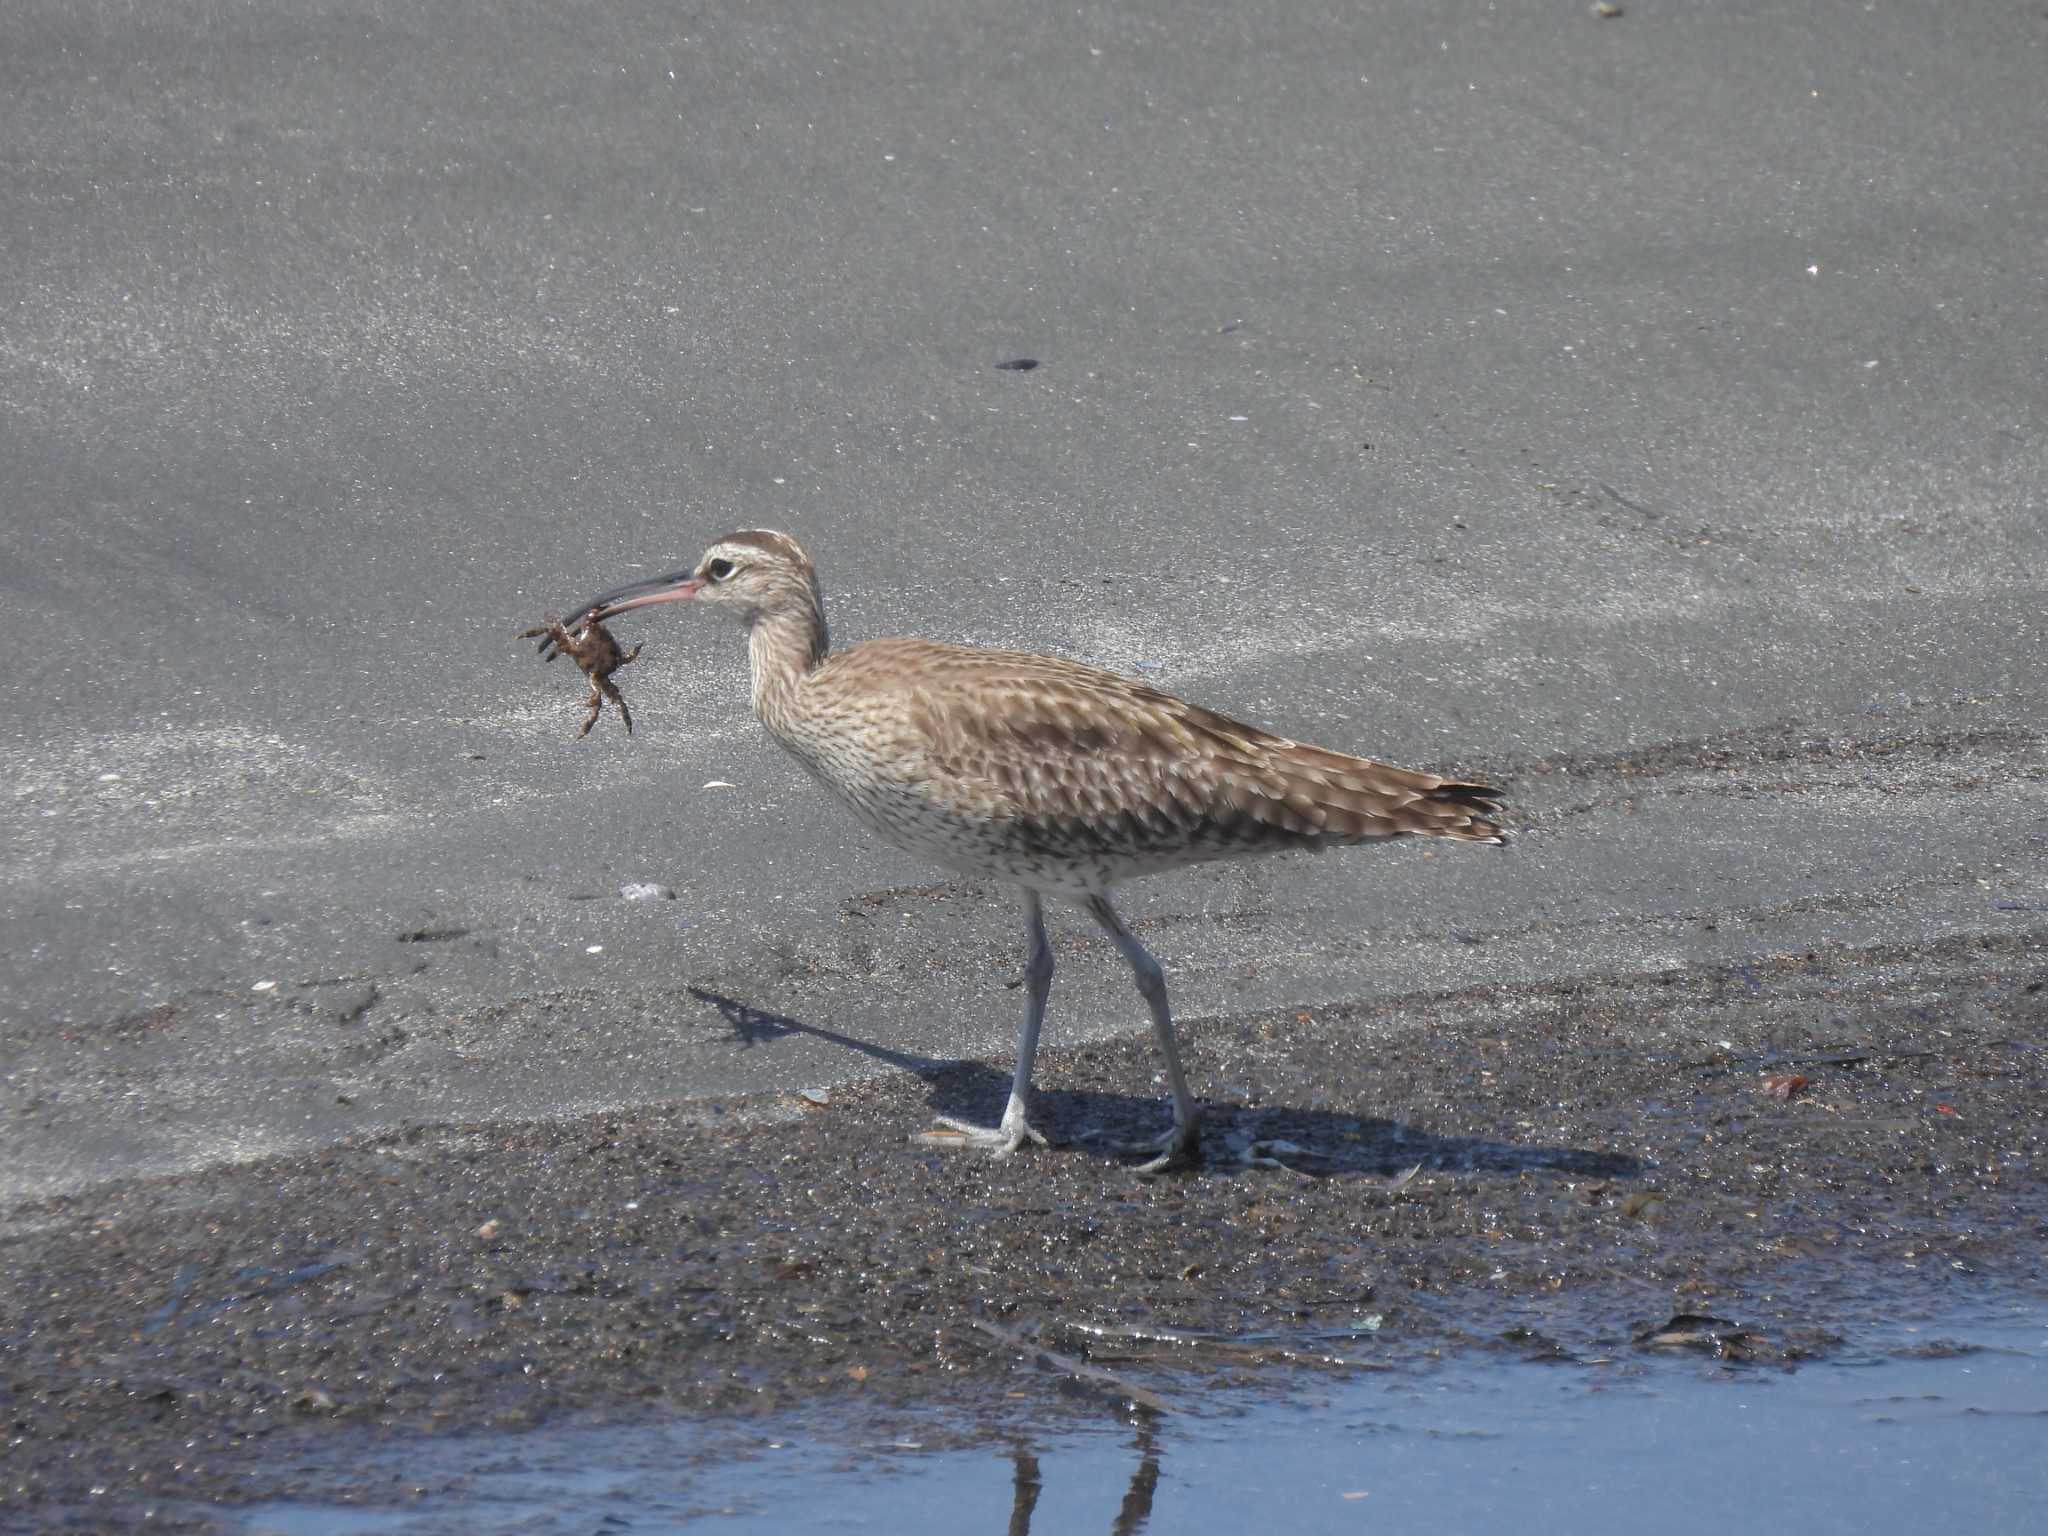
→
(687, 987, 1643, 1181)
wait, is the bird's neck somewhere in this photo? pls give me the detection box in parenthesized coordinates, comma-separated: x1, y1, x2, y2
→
(747, 591, 830, 727)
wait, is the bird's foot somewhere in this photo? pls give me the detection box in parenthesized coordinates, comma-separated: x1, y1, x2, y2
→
(1226, 1130, 1320, 1179)
(1113, 1120, 1202, 1175)
(915, 1112, 1051, 1159)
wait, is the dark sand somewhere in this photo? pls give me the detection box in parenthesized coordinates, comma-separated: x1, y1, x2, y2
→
(6, 926, 2040, 1526)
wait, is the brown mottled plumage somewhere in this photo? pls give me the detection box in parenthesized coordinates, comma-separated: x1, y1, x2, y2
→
(567, 530, 1504, 1170)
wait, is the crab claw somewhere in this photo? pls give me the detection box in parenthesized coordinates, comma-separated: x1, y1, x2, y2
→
(516, 619, 570, 663)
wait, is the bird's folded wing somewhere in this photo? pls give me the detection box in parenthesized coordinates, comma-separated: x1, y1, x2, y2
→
(828, 643, 1498, 851)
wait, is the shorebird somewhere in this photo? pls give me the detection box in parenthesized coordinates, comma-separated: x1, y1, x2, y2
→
(550, 530, 1504, 1171)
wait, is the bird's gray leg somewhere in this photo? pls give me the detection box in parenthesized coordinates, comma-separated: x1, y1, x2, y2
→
(1084, 894, 1201, 1171)
(920, 887, 1055, 1157)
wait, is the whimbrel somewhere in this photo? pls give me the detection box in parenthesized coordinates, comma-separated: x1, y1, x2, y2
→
(552, 530, 1504, 1170)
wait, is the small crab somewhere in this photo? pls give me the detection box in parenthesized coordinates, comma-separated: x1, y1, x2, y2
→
(518, 614, 642, 738)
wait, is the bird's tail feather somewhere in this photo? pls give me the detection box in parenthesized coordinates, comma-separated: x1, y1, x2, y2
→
(1264, 741, 1507, 846)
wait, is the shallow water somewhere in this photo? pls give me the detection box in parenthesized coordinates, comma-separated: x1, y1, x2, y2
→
(230, 1300, 2046, 1535)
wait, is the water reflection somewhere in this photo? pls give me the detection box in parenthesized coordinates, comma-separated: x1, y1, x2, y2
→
(220, 1305, 2044, 1535)
(1111, 1420, 1163, 1536)
(1005, 1443, 1042, 1536)
(1004, 1417, 1161, 1536)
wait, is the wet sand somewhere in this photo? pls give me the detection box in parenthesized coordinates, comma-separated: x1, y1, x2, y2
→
(6, 928, 2040, 1528)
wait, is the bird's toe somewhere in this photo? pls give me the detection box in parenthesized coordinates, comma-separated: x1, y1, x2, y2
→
(1115, 1124, 1201, 1174)
(916, 1115, 1052, 1157)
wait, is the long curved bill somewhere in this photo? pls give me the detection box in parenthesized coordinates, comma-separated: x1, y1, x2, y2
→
(565, 569, 706, 628)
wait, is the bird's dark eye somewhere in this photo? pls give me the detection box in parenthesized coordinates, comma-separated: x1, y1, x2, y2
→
(704, 557, 735, 582)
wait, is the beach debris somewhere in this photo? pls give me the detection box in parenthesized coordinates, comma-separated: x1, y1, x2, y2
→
(1621, 1190, 1667, 1222)
(1636, 1313, 1765, 1359)
(972, 1318, 1172, 1415)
